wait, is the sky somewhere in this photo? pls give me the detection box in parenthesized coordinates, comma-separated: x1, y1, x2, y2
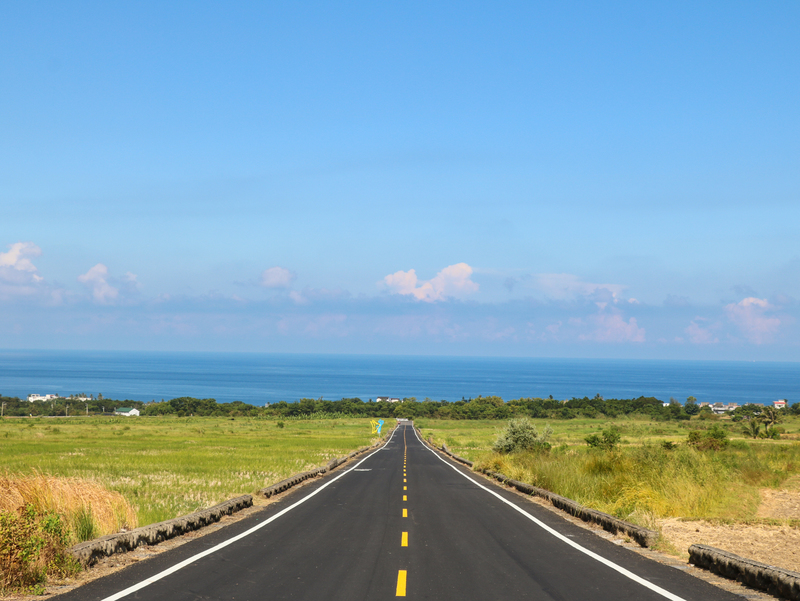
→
(1, 1, 799, 359)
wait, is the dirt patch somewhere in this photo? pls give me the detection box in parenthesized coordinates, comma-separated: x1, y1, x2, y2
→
(659, 479, 800, 574)
(757, 477, 800, 520)
(660, 518, 800, 573)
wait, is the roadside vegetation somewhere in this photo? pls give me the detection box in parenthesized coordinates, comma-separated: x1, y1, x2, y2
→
(417, 415, 800, 530)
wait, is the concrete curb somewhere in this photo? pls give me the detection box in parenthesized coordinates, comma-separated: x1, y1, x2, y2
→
(416, 427, 657, 548)
(689, 544, 800, 600)
(69, 494, 253, 566)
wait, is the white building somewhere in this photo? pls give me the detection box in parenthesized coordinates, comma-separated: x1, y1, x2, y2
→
(27, 394, 59, 402)
(774, 399, 788, 409)
(115, 407, 140, 417)
(376, 397, 401, 403)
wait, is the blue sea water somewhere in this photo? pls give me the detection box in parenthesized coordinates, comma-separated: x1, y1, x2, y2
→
(0, 350, 797, 406)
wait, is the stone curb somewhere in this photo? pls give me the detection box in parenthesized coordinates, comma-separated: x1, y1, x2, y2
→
(69, 494, 253, 566)
(416, 428, 657, 548)
(689, 544, 800, 600)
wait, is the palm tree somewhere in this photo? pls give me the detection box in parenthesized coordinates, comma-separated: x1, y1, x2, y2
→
(743, 418, 761, 439)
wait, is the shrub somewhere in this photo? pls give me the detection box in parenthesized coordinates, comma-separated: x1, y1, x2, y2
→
(493, 418, 552, 454)
(687, 425, 729, 450)
(0, 504, 79, 593)
(585, 427, 621, 450)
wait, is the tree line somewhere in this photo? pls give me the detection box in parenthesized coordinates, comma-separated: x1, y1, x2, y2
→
(2, 393, 797, 421)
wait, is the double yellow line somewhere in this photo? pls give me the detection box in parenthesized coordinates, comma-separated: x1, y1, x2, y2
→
(397, 426, 409, 596)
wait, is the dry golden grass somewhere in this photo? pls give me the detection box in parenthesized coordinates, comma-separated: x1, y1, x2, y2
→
(0, 471, 137, 542)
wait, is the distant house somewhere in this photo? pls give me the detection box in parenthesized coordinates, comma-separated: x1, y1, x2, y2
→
(774, 399, 788, 409)
(376, 397, 401, 403)
(27, 394, 59, 402)
(115, 407, 140, 417)
(711, 402, 739, 415)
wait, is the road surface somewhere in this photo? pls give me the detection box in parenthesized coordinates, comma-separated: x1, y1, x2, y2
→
(55, 423, 745, 600)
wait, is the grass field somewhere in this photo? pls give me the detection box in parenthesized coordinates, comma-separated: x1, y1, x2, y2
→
(416, 416, 800, 527)
(0, 416, 378, 529)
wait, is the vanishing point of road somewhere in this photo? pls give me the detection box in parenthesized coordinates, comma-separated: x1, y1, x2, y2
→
(55, 423, 746, 601)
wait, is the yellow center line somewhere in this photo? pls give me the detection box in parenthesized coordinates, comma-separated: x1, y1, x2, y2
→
(403, 486, 407, 490)
(401, 531, 408, 546)
(404, 478, 406, 482)
(396, 570, 407, 596)
(402, 508, 407, 517)
(403, 495, 407, 501)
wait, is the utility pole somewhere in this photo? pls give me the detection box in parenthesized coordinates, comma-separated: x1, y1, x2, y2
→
(85, 403, 89, 416)
(66, 404, 69, 417)
(1, 402, 6, 417)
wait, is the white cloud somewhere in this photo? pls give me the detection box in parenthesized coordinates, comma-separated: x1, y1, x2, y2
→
(0, 242, 43, 277)
(260, 267, 296, 288)
(384, 262, 479, 302)
(532, 273, 628, 302)
(724, 297, 781, 344)
(78, 263, 119, 304)
(685, 319, 719, 344)
(0, 241, 45, 299)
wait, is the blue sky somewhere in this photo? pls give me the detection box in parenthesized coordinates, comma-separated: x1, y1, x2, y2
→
(2, 1, 799, 359)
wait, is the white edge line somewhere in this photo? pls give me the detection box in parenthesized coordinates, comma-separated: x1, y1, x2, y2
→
(100, 426, 399, 601)
(411, 426, 688, 601)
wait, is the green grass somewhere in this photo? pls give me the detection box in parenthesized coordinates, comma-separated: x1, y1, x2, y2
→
(416, 415, 800, 527)
(0, 416, 378, 526)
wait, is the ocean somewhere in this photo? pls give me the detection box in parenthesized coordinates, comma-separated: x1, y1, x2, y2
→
(0, 350, 797, 406)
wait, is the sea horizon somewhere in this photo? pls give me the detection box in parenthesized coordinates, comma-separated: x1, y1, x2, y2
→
(1, 349, 798, 407)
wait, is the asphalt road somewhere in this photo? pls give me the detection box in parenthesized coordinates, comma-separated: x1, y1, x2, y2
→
(55, 423, 746, 601)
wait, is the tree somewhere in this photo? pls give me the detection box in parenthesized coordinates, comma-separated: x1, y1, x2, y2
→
(743, 418, 761, 439)
(684, 397, 699, 415)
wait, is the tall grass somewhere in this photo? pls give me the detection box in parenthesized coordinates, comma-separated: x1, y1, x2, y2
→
(0, 472, 137, 543)
(476, 441, 800, 527)
(0, 416, 376, 526)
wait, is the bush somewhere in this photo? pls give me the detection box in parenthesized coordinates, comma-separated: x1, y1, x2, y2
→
(585, 427, 621, 450)
(0, 504, 79, 593)
(687, 425, 729, 450)
(493, 418, 552, 454)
